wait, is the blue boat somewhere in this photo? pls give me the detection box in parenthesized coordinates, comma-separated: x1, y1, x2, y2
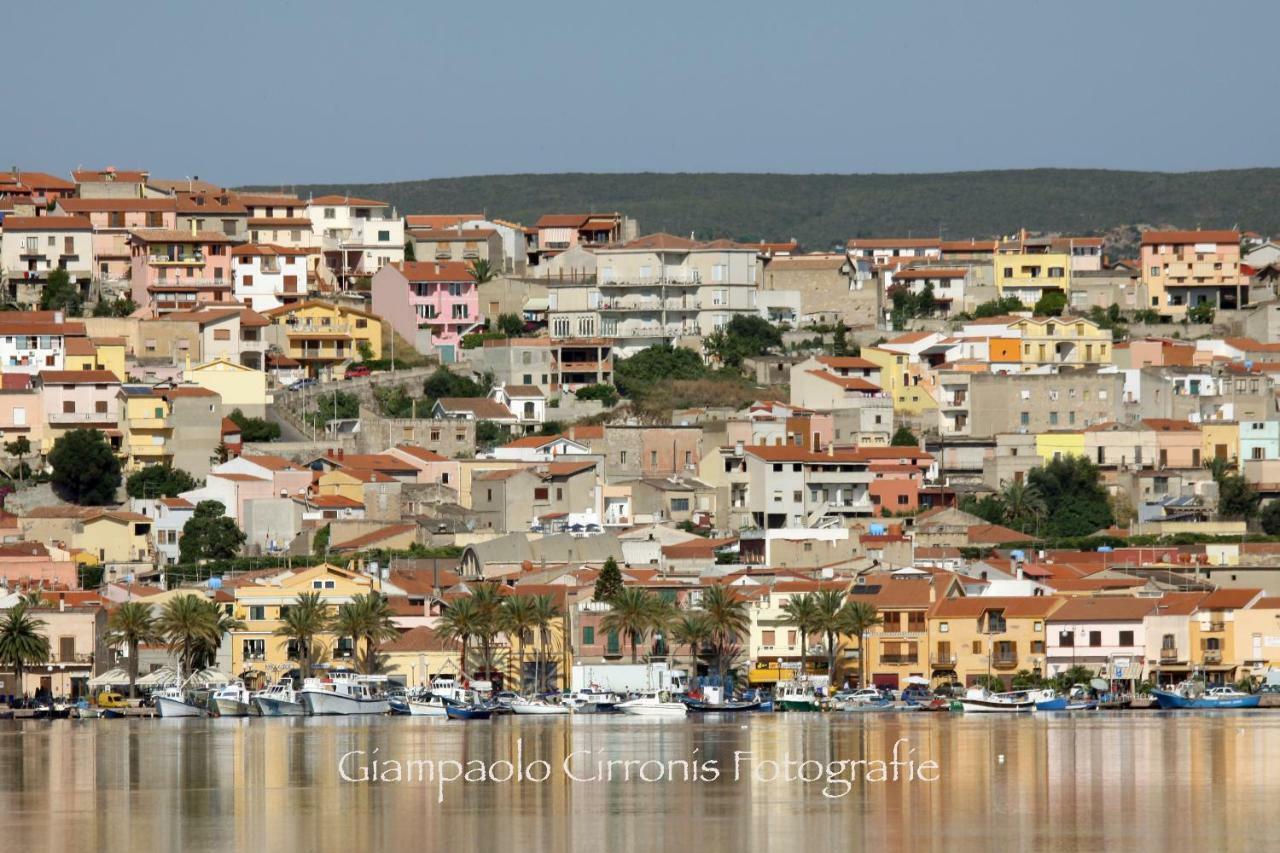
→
(1152, 685, 1260, 710)
(445, 704, 493, 720)
(684, 699, 763, 713)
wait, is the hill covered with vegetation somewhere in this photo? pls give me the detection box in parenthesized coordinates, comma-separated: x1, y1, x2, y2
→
(252, 169, 1280, 251)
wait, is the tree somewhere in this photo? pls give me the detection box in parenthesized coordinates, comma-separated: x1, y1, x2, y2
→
(92, 297, 137, 318)
(837, 600, 883, 689)
(469, 584, 504, 681)
(4, 436, 31, 485)
(890, 427, 917, 447)
(613, 345, 708, 398)
(1026, 455, 1113, 537)
(1011, 669, 1048, 691)
(500, 594, 538, 692)
(574, 384, 620, 407)
(474, 420, 503, 448)
(179, 500, 246, 562)
(126, 465, 197, 499)
(333, 593, 400, 675)
(403, 240, 416, 262)
(813, 589, 847, 679)
(1187, 302, 1216, 324)
(228, 409, 281, 443)
(106, 602, 159, 698)
(1053, 664, 1096, 692)
(496, 313, 526, 337)
(973, 296, 1026, 318)
(529, 593, 562, 693)
(779, 593, 821, 678)
(312, 524, 331, 556)
(193, 605, 244, 671)
(600, 587, 659, 663)
(422, 367, 490, 403)
(437, 595, 483, 680)
(39, 269, 82, 316)
(156, 594, 219, 680)
(669, 610, 711, 671)
(1206, 458, 1261, 521)
(831, 321, 851, 357)
(469, 258, 498, 284)
(1000, 480, 1048, 533)
(0, 603, 50, 697)
(704, 314, 783, 369)
(1261, 500, 1280, 535)
(48, 428, 121, 505)
(594, 556, 624, 602)
(273, 592, 330, 680)
(699, 585, 750, 687)
(306, 392, 360, 427)
(1033, 290, 1067, 317)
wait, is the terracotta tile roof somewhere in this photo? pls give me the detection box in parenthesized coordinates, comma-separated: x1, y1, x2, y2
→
(661, 536, 737, 559)
(500, 435, 562, 449)
(379, 625, 458, 653)
(1152, 592, 1209, 615)
(159, 497, 194, 509)
(72, 169, 148, 183)
(404, 214, 483, 229)
(128, 228, 238, 243)
(544, 460, 597, 477)
(929, 595, 1063, 619)
(500, 385, 544, 398)
(304, 494, 364, 509)
(1141, 418, 1199, 431)
(885, 331, 933, 344)
(1141, 230, 1239, 246)
(619, 232, 701, 251)
(536, 214, 591, 228)
(1048, 596, 1157, 621)
(1251, 597, 1280, 610)
(474, 468, 529, 482)
(845, 577, 936, 607)
(1, 215, 92, 231)
(213, 473, 268, 482)
(967, 523, 1032, 544)
(433, 397, 513, 419)
(846, 238, 940, 250)
(392, 444, 448, 462)
(309, 195, 387, 207)
(64, 338, 96, 357)
(807, 370, 883, 392)
(37, 369, 119, 384)
(815, 355, 879, 369)
(231, 243, 312, 256)
(330, 523, 418, 552)
(1197, 588, 1262, 610)
(58, 198, 175, 213)
(1, 374, 31, 390)
(393, 260, 475, 281)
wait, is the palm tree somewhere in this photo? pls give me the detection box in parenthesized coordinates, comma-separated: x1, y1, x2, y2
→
(156, 594, 219, 680)
(649, 597, 676, 663)
(600, 587, 659, 663)
(812, 588, 847, 680)
(332, 593, 400, 675)
(18, 591, 46, 609)
(529, 594, 561, 693)
(779, 592, 821, 678)
(499, 594, 538, 693)
(468, 584, 504, 682)
(469, 258, 497, 284)
(699, 586, 750, 688)
(1000, 480, 1047, 532)
(668, 610, 711, 671)
(436, 595, 483, 681)
(837, 600, 883, 689)
(273, 592, 330, 680)
(191, 601, 244, 672)
(106, 601, 159, 698)
(0, 603, 50, 697)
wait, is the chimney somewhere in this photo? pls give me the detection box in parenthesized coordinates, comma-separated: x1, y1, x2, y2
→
(326, 448, 334, 459)
(338, 448, 344, 460)
(54, 310, 64, 324)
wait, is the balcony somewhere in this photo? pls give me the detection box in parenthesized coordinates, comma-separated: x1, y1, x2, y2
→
(992, 654, 1018, 669)
(1202, 650, 1223, 664)
(1204, 621, 1225, 632)
(49, 410, 115, 425)
(930, 652, 957, 666)
(880, 654, 918, 665)
(51, 652, 94, 664)
(148, 253, 205, 265)
(1160, 647, 1179, 661)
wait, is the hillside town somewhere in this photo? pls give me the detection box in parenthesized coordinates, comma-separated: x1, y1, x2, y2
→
(6, 164, 1280, 711)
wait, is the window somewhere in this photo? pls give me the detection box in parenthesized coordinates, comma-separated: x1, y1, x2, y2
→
(249, 606, 265, 621)
(324, 208, 335, 219)
(1088, 631, 1102, 647)
(938, 622, 948, 633)
(760, 629, 776, 647)
(971, 640, 982, 654)
(378, 230, 390, 242)
(534, 487, 549, 500)
(214, 329, 231, 341)
(242, 639, 265, 661)
(1059, 630, 1074, 647)
(62, 400, 75, 414)
(1020, 412, 1029, 426)
(671, 498, 690, 512)
(582, 626, 594, 645)
(1119, 630, 1134, 646)
(793, 490, 802, 502)
(650, 451, 658, 467)
(619, 450, 627, 464)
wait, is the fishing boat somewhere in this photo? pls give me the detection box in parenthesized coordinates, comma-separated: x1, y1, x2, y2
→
(101, 707, 126, 719)
(776, 681, 821, 712)
(154, 686, 209, 718)
(510, 697, 572, 715)
(616, 690, 688, 717)
(390, 692, 452, 717)
(959, 687, 1046, 713)
(1036, 684, 1098, 711)
(685, 698, 764, 713)
(1151, 682, 1261, 710)
(299, 673, 391, 716)
(566, 688, 622, 714)
(251, 681, 305, 716)
(210, 681, 252, 717)
(445, 704, 493, 720)
(72, 700, 102, 719)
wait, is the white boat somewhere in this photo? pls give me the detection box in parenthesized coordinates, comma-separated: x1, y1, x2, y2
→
(511, 697, 572, 716)
(616, 690, 688, 717)
(154, 686, 209, 718)
(959, 687, 1047, 713)
(251, 681, 305, 716)
(299, 673, 391, 716)
(777, 681, 821, 712)
(210, 680, 252, 717)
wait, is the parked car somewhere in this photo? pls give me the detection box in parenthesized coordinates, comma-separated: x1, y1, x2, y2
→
(344, 364, 371, 379)
(288, 377, 317, 391)
(901, 685, 931, 703)
(1258, 683, 1280, 694)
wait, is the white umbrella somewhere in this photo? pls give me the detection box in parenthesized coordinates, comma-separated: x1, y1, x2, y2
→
(88, 667, 132, 688)
(905, 676, 930, 686)
(136, 666, 181, 688)
(190, 668, 230, 688)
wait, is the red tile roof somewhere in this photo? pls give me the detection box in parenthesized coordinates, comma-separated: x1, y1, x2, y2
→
(1141, 230, 1239, 246)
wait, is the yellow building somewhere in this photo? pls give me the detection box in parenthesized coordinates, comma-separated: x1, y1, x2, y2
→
(926, 596, 1063, 688)
(316, 468, 396, 502)
(1232, 596, 1280, 674)
(183, 357, 271, 414)
(860, 345, 938, 417)
(64, 336, 128, 380)
(838, 575, 963, 691)
(263, 300, 384, 379)
(1035, 431, 1085, 463)
(995, 239, 1071, 306)
(1005, 316, 1111, 366)
(1188, 588, 1262, 683)
(75, 510, 154, 563)
(378, 626, 464, 687)
(1202, 421, 1239, 467)
(229, 563, 380, 677)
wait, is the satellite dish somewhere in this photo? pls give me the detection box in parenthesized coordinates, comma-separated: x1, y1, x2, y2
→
(1090, 678, 1108, 691)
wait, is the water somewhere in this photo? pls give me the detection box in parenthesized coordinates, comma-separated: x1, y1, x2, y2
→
(1, 712, 1278, 852)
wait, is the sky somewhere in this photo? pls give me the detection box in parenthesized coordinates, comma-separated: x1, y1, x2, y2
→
(10, 0, 1280, 184)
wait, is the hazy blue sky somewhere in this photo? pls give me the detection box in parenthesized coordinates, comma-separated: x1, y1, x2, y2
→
(11, 0, 1280, 183)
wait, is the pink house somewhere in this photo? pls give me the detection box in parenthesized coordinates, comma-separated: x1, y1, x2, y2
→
(56, 198, 177, 281)
(128, 228, 238, 314)
(386, 444, 462, 491)
(371, 261, 480, 363)
(0, 373, 43, 449)
(35, 369, 121, 450)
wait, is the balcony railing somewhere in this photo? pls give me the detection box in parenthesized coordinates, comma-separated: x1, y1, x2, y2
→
(1160, 647, 1179, 661)
(930, 652, 957, 666)
(1202, 650, 1223, 663)
(52, 652, 94, 664)
(1204, 621, 1225, 632)
(49, 410, 115, 424)
(880, 654, 918, 665)
(992, 655, 1018, 669)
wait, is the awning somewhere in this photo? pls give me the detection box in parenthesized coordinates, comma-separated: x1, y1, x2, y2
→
(523, 298, 549, 312)
(748, 669, 788, 685)
(88, 667, 131, 688)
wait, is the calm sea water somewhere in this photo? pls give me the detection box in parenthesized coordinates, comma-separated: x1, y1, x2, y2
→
(1, 712, 1277, 852)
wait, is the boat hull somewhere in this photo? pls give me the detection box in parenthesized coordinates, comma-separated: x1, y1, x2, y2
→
(960, 698, 1034, 713)
(616, 704, 687, 717)
(390, 698, 448, 717)
(252, 696, 306, 717)
(300, 690, 390, 716)
(101, 709, 125, 719)
(155, 696, 208, 718)
(779, 700, 820, 712)
(445, 706, 493, 720)
(213, 698, 251, 717)
(1151, 689, 1261, 710)
(685, 700, 763, 713)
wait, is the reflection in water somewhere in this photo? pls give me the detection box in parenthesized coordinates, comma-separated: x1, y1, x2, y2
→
(1, 713, 1277, 852)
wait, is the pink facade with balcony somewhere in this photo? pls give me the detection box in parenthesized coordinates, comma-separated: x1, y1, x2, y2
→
(128, 229, 237, 313)
(371, 261, 480, 363)
(57, 199, 177, 280)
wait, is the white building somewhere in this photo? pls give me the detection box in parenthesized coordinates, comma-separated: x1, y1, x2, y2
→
(306, 194, 403, 285)
(231, 245, 311, 312)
